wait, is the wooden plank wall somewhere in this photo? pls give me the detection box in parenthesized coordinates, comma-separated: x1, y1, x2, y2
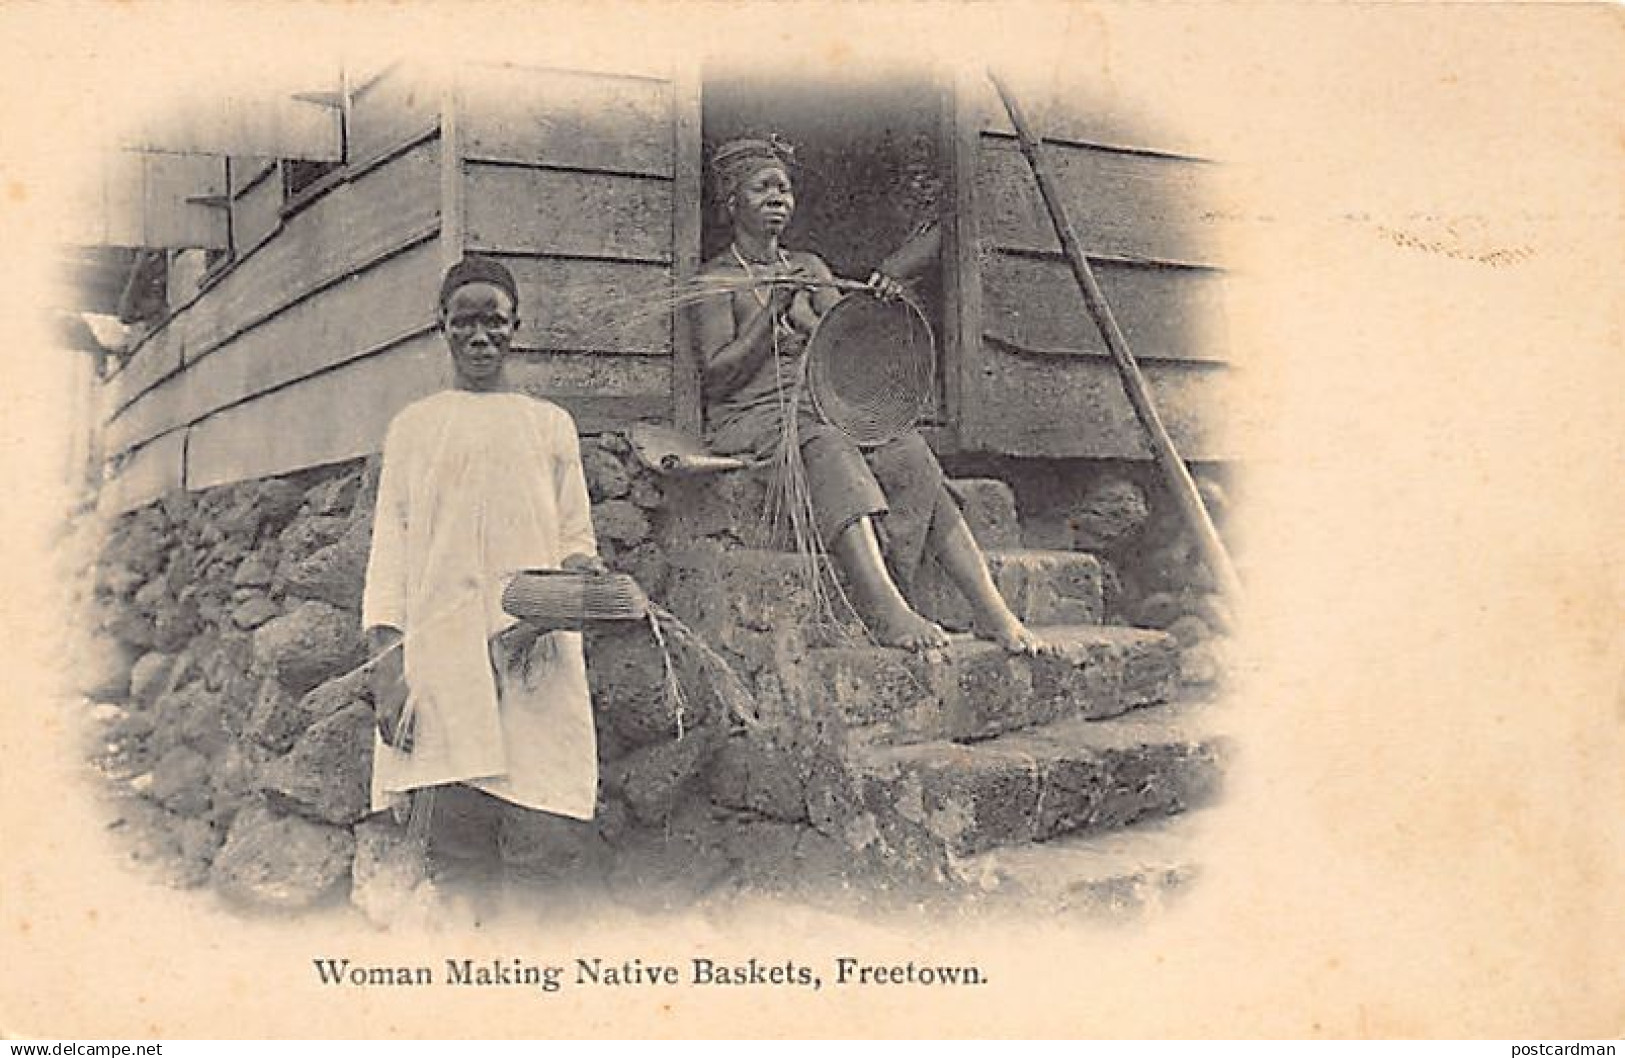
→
(98, 111, 446, 509)
(957, 78, 1232, 460)
(458, 63, 680, 430)
(98, 60, 691, 510)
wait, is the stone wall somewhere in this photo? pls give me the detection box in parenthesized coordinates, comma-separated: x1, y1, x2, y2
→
(82, 434, 871, 921)
(81, 434, 1233, 921)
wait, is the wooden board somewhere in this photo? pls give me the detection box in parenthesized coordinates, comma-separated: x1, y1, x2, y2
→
(104, 369, 188, 457)
(99, 429, 185, 516)
(958, 345, 1233, 460)
(121, 87, 342, 161)
(349, 62, 440, 164)
(79, 151, 230, 251)
(504, 351, 670, 396)
(463, 164, 672, 263)
(981, 253, 1229, 363)
(977, 139, 1221, 266)
(505, 351, 672, 431)
(186, 334, 447, 490)
(505, 257, 673, 355)
(461, 66, 674, 177)
(967, 75, 1212, 160)
(230, 162, 284, 253)
(183, 140, 441, 358)
(108, 324, 184, 414)
(670, 66, 704, 434)
(104, 242, 441, 454)
(182, 242, 443, 428)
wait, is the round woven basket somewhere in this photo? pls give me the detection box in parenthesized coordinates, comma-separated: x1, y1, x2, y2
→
(804, 293, 935, 448)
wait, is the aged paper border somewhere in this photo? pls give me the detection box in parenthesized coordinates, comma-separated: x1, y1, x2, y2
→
(2, 0, 1623, 1040)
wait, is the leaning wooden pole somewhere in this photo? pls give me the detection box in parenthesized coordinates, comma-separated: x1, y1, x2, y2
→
(988, 71, 1243, 601)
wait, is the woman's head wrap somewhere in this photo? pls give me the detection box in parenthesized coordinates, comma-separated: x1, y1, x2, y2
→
(710, 135, 796, 201)
(439, 256, 519, 311)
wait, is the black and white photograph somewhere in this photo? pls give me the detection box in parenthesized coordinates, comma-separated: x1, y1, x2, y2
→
(2, 1, 1621, 1040)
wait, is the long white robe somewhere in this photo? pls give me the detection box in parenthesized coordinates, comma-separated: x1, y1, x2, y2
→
(362, 389, 598, 820)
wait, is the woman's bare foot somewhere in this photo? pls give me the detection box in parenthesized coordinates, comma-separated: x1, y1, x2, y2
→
(870, 607, 951, 652)
(974, 612, 1051, 656)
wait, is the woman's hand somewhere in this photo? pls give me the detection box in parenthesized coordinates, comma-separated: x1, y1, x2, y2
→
(866, 270, 905, 302)
(767, 262, 813, 315)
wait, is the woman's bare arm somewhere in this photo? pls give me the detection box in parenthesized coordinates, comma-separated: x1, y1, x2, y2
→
(796, 252, 845, 315)
(694, 264, 799, 399)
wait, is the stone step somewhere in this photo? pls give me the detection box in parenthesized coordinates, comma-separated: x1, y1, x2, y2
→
(913, 547, 1104, 631)
(661, 471, 1021, 553)
(951, 813, 1204, 919)
(663, 544, 1104, 658)
(801, 625, 1180, 745)
(845, 701, 1223, 858)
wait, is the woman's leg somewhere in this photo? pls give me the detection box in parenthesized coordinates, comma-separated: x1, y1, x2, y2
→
(831, 514, 950, 650)
(800, 423, 948, 650)
(926, 489, 1048, 655)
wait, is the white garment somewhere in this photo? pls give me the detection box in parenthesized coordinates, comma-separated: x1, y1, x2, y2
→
(362, 389, 598, 819)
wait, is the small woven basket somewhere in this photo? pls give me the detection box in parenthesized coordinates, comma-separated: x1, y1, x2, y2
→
(500, 569, 650, 631)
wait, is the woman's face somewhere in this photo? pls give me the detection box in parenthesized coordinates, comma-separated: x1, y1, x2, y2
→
(730, 164, 795, 237)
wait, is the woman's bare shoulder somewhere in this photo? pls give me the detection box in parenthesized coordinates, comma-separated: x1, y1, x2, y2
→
(784, 249, 836, 277)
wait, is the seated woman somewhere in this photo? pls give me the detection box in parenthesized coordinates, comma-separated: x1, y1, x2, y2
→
(693, 137, 1046, 655)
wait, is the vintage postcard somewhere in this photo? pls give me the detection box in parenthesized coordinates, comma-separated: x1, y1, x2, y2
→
(1, 0, 1621, 1040)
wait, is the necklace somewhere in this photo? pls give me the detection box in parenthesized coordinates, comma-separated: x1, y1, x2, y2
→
(731, 242, 790, 310)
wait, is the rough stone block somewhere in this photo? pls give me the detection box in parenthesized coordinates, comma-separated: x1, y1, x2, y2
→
(257, 702, 374, 825)
(232, 550, 277, 588)
(153, 683, 230, 756)
(129, 652, 179, 706)
(801, 625, 1180, 744)
(210, 804, 356, 911)
(950, 478, 1022, 548)
(282, 517, 370, 610)
(658, 471, 776, 546)
(604, 728, 720, 827)
(850, 707, 1223, 857)
(148, 745, 213, 817)
(707, 730, 811, 823)
(587, 625, 704, 748)
(198, 631, 254, 692)
(1069, 477, 1150, 550)
(304, 469, 363, 517)
(253, 601, 365, 696)
(82, 633, 139, 702)
(276, 515, 349, 567)
(1134, 591, 1185, 630)
(582, 444, 632, 501)
(592, 499, 650, 547)
(246, 666, 370, 754)
(914, 548, 1105, 632)
(95, 560, 147, 600)
(218, 479, 304, 539)
(231, 594, 280, 630)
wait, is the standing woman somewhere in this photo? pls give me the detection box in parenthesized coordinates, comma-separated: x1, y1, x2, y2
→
(692, 138, 1045, 655)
